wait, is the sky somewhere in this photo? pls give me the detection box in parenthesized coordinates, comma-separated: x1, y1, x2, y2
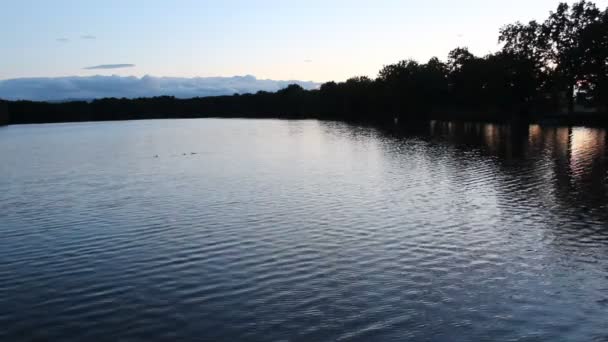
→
(1, 0, 607, 84)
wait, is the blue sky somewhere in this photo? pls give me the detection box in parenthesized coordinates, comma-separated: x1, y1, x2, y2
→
(2, 0, 607, 82)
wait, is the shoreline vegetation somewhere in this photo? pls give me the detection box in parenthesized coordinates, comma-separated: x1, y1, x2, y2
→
(1, 1, 607, 128)
(0, 101, 8, 126)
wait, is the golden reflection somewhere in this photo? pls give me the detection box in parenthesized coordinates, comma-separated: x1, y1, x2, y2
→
(528, 124, 542, 145)
(423, 122, 607, 214)
(570, 128, 606, 179)
(555, 128, 571, 145)
(483, 124, 500, 152)
(550, 128, 572, 161)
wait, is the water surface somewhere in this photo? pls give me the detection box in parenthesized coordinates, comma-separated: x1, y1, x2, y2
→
(1, 119, 607, 341)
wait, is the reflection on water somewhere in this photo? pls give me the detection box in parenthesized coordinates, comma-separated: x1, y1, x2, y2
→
(424, 121, 608, 221)
(570, 128, 606, 180)
(0, 119, 607, 341)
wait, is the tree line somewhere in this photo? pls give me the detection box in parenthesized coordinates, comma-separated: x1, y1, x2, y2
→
(2, 1, 607, 126)
(0, 100, 8, 125)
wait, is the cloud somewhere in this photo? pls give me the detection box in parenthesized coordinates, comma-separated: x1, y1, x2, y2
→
(84, 64, 136, 70)
(81, 35, 97, 40)
(0, 75, 320, 101)
(56, 38, 69, 43)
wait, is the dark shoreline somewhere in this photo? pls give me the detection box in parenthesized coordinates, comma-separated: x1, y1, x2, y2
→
(2, 113, 608, 129)
(1, 98, 606, 128)
(0, 101, 9, 126)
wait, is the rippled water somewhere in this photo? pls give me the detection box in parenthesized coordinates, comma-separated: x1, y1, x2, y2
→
(1, 119, 607, 341)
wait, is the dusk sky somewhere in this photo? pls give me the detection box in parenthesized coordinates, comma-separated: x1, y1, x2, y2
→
(2, 0, 607, 82)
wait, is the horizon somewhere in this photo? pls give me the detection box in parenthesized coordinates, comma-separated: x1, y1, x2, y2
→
(3, 0, 607, 84)
(0, 74, 320, 101)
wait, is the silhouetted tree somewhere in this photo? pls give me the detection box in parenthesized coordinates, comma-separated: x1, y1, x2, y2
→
(499, 20, 548, 107)
(544, 1, 603, 112)
(578, 6, 608, 109)
(447, 48, 487, 108)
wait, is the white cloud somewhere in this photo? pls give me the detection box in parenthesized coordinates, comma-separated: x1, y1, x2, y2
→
(84, 64, 135, 70)
(0, 75, 319, 101)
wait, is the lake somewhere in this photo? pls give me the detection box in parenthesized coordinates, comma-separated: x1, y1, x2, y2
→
(0, 119, 607, 341)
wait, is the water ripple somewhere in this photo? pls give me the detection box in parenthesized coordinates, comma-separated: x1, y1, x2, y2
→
(0, 119, 607, 341)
